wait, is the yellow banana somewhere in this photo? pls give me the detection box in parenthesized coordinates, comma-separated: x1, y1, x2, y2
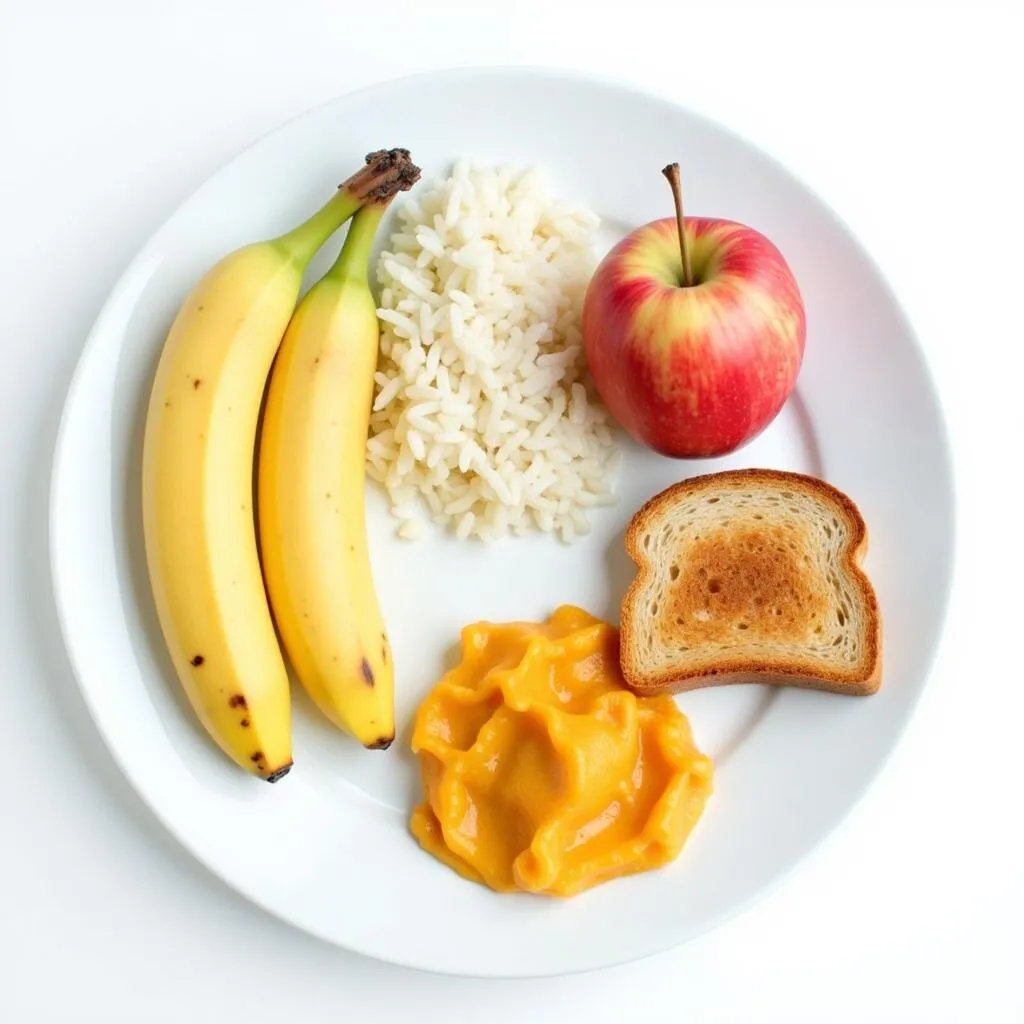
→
(142, 152, 413, 779)
(258, 200, 396, 749)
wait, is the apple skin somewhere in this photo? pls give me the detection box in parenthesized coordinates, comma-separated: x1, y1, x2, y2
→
(582, 216, 806, 458)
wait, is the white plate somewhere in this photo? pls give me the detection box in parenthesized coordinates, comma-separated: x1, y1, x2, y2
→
(50, 68, 954, 977)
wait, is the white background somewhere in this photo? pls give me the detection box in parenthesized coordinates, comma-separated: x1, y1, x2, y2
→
(1, 1, 1021, 1021)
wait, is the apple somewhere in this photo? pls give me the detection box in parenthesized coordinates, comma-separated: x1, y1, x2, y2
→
(582, 164, 806, 458)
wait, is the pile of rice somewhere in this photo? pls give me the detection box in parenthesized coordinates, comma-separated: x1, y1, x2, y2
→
(367, 160, 620, 543)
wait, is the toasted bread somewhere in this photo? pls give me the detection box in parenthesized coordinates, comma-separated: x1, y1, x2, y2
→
(620, 469, 881, 697)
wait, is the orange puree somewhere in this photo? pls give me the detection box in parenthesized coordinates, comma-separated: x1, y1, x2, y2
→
(410, 605, 713, 897)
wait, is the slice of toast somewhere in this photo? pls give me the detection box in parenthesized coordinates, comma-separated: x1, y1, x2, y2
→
(620, 469, 881, 696)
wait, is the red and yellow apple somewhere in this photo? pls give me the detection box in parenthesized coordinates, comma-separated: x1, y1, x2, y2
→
(582, 205, 806, 458)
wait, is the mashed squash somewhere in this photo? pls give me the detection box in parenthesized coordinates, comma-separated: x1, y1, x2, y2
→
(410, 606, 713, 896)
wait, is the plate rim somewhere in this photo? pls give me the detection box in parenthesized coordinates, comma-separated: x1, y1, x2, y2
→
(48, 64, 957, 977)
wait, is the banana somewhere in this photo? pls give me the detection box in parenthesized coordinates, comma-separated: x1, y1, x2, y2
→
(258, 200, 397, 749)
(142, 152, 414, 780)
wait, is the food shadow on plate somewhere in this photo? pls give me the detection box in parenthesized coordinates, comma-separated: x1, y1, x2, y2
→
(387, 636, 464, 811)
(287, 675, 420, 814)
(32, 334, 222, 851)
(787, 387, 825, 479)
(601, 519, 635, 627)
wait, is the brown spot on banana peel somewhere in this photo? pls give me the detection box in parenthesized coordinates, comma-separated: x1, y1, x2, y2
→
(193, 378, 202, 389)
(240, 717, 250, 728)
(190, 654, 204, 667)
(361, 658, 375, 687)
(367, 734, 394, 751)
(229, 694, 247, 709)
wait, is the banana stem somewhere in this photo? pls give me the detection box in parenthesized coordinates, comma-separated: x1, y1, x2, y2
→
(274, 149, 420, 267)
(274, 189, 362, 266)
(326, 202, 388, 284)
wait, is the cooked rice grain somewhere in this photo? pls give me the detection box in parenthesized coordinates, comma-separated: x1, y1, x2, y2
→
(368, 161, 619, 542)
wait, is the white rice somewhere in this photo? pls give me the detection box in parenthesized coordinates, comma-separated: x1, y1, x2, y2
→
(368, 160, 620, 542)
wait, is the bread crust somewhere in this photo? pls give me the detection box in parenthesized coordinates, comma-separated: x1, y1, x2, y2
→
(620, 469, 882, 697)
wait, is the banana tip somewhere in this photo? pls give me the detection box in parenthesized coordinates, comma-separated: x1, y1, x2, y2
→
(264, 763, 293, 783)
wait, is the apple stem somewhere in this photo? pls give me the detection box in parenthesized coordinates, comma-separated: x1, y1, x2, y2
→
(662, 163, 694, 287)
